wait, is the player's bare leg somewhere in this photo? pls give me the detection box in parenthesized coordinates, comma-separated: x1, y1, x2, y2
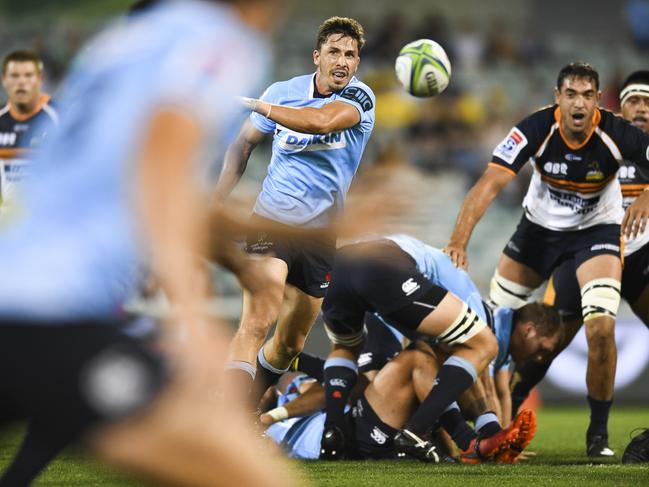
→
(225, 256, 287, 403)
(91, 355, 300, 487)
(394, 294, 498, 460)
(252, 284, 323, 405)
(576, 254, 621, 457)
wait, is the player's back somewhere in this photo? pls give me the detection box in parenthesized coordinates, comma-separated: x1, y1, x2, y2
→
(0, 1, 267, 321)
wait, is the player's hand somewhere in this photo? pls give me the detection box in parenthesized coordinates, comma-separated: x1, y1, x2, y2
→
(442, 244, 469, 270)
(516, 450, 536, 462)
(238, 96, 259, 111)
(622, 189, 649, 239)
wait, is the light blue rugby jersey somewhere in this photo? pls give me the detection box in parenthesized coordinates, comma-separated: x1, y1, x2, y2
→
(384, 234, 487, 323)
(250, 73, 375, 227)
(0, 1, 268, 321)
(489, 307, 514, 376)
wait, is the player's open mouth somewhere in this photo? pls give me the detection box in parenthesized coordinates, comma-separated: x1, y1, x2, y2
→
(332, 70, 347, 81)
(633, 115, 647, 126)
(571, 113, 586, 126)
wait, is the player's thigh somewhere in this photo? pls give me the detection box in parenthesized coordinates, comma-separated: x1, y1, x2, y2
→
(272, 284, 323, 351)
(496, 253, 545, 289)
(576, 254, 622, 283)
(240, 256, 288, 322)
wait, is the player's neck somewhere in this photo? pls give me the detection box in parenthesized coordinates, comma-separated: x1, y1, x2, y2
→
(560, 121, 592, 145)
(314, 72, 333, 97)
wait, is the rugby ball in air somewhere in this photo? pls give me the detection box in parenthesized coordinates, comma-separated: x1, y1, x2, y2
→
(395, 39, 451, 97)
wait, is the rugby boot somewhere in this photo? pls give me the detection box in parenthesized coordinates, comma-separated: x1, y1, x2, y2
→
(587, 434, 615, 458)
(461, 426, 519, 464)
(393, 429, 441, 463)
(495, 409, 537, 464)
(320, 425, 347, 460)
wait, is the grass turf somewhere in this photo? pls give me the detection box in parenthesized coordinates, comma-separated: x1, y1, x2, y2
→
(1, 407, 648, 486)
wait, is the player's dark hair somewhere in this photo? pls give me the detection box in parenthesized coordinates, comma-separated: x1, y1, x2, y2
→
(622, 70, 649, 90)
(316, 17, 365, 52)
(2, 50, 43, 75)
(514, 302, 562, 339)
(129, 0, 161, 16)
(557, 62, 599, 91)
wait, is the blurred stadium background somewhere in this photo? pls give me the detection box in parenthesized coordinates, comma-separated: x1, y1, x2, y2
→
(1, 0, 648, 405)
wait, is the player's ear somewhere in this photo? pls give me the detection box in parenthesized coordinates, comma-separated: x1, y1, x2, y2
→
(554, 87, 561, 104)
(596, 90, 602, 104)
(313, 49, 320, 67)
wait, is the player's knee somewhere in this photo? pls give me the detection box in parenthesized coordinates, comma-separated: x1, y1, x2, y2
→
(581, 278, 621, 323)
(489, 270, 534, 310)
(273, 334, 307, 361)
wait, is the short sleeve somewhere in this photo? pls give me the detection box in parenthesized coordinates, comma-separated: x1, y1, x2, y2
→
(335, 83, 375, 133)
(249, 83, 281, 134)
(491, 109, 550, 174)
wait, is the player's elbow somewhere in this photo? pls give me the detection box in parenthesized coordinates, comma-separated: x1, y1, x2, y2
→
(307, 113, 337, 135)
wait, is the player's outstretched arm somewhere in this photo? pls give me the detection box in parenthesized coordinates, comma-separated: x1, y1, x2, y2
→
(444, 165, 514, 269)
(622, 188, 649, 239)
(213, 119, 265, 203)
(241, 96, 360, 135)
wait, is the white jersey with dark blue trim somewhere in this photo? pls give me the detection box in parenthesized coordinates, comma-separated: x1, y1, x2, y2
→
(251, 73, 375, 228)
(0, 1, 268, 321)
(491, 105, 649, 231)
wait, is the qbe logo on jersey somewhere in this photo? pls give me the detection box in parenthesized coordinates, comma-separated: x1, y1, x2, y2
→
(494, 127, 528, 164)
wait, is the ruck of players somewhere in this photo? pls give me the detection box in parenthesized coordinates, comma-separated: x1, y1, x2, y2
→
(1, 1, 649, 486)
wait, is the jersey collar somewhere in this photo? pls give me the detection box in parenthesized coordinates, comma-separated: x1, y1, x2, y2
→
(554, 105, 601, 150)
(7, 93, 51, 122)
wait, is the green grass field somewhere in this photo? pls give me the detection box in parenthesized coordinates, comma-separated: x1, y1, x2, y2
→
(2, 407, 649, 486)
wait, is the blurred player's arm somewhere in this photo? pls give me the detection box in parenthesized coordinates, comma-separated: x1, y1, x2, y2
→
(444, 165, 513, 269)
(136, 108, 212, 329)
(622, 188, 649, 239)
(213, 119, 265, 203)
(242, 97, 360, 134)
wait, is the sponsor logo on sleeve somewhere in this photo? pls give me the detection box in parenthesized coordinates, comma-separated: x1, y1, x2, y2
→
(493, 127, 528, 164)
(340, 86, 374, 112)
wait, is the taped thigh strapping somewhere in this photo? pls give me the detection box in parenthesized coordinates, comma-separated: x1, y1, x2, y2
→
(489, 270, 534, 310)
(581, 278, 621, 322)
(436, 303, 487, 345)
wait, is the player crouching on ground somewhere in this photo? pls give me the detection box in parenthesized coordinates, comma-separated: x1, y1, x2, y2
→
(264, 341, 520, 463)
(317, 234, 499, 461)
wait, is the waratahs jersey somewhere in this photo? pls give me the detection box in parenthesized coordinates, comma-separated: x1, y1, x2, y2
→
(489, 307, 514, 376)
(384, 234, 487, 324)
(490, 105, 649, 231)
(250, 73, 375, 228)
(618, 159, 649, 255)
(0, 1, 268, 321)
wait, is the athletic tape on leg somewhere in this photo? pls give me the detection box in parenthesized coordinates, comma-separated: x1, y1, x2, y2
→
(324, 323, 367, 347)
(225, 360, 256, 380)
(581, 278, 621, 322)
(437, 303, 487, 346)
(489, 270, 534, 310)
(258, 346, 289, 375)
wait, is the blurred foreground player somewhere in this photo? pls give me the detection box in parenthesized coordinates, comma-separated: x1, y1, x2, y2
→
(214, 16, 375, 405)
(0, 1, 298, 486)
(445, 62, 649, 457)
(510, 70, 649, 458)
